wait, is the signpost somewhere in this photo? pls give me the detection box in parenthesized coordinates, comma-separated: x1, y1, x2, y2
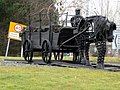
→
(112, 28, 120, 57)
(8, 22, 26, 41)
(5, 22, 26, 57)
(112, 30, 120, 49)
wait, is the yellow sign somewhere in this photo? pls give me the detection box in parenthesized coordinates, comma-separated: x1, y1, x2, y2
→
(8, 22, 26, 41)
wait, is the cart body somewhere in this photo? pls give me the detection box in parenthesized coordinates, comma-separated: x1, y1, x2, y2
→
(21, 12, 88, 63)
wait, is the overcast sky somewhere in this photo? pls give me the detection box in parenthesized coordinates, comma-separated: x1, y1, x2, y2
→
(60, 0, 120, 25)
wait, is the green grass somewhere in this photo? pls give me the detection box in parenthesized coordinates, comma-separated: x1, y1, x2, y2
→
(90, 57, 120, 63)
(64, 56, 120, 63)
(0, 56, 120, 90)
(0, 66, 120, 90)
(0, 56, 42, 60)
(0, 56, 120, 63)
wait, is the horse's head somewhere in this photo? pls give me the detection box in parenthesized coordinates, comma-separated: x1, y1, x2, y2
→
(91, 16, 116, 42)
(106, 21, 116, 42)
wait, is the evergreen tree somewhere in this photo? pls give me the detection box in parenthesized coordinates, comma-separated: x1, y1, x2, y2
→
(0, 0, 57, 56)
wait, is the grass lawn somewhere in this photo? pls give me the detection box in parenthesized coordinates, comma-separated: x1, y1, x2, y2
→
(0, 66, 120, 90)
(0, 56, 42, 60)
(0, 56, 120, 63)
(64, 56, 120, 63)
(90, 57, 120, 63)
(0, 56, 120, 90)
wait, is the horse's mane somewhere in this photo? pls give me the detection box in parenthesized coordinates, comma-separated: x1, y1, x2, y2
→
(85, 16, 108, 41)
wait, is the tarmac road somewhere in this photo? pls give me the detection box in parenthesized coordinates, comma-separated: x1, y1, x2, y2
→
(0, 59, 120, 72)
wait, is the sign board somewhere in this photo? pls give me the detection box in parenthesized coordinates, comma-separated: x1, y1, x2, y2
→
(8, 22, 26, 41)
(112, 29, 120, 49)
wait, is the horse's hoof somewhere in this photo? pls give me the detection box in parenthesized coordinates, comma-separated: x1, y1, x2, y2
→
(85, 60, 91, 66)
(81, 59, 86, 65)
(96, 63, 104, 69)
(73, 60, 78, 63)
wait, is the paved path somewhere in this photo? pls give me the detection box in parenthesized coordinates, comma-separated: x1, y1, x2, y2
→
(2, 60, 120, 72)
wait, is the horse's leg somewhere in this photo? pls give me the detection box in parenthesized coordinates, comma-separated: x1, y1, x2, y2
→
(73, 51, 79, 63)
(79, 40, 86, 64)
(95, 41, 106, 69)
(75, 35, 85, 64)
(85, 42, 91, 66)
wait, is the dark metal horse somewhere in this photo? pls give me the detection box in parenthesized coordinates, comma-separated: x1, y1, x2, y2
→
(71, 15, 116, 69)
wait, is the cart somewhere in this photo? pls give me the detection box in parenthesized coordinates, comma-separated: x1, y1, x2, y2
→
(21, 11, 91, 64)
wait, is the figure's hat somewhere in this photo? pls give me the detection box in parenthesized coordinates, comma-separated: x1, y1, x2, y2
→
(75, 9, 80, 15)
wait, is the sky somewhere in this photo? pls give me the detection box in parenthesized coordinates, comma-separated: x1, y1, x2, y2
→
(55, 0, 120, 50)
(56, 0, 120, 25)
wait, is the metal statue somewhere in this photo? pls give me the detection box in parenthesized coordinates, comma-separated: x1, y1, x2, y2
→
(71, 11, 116, 69)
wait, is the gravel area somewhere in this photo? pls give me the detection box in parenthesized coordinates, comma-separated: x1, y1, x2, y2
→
(0, 60, 31, 66)
(0, 60, 65, 68)
(0, 60, 120, 71)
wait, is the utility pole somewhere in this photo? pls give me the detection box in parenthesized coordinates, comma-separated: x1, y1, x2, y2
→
(101, 0, 103, 15)
(86, 0, 90, 17)
(106, 0, 109, 17)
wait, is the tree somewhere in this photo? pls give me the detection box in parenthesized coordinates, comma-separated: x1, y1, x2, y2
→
(0, 0, 57, 56)
(0, 0, 28, 55)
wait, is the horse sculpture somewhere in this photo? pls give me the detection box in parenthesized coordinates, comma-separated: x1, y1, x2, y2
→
(71, 15, 116, 69)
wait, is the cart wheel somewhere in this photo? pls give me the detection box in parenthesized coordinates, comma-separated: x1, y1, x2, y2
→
(54, 52, 63, 61)
(23, 40, 33, 62)
(42, 40, 52, 63)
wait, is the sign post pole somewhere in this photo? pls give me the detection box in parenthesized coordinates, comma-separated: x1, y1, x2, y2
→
(5, 38, 11, 57)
